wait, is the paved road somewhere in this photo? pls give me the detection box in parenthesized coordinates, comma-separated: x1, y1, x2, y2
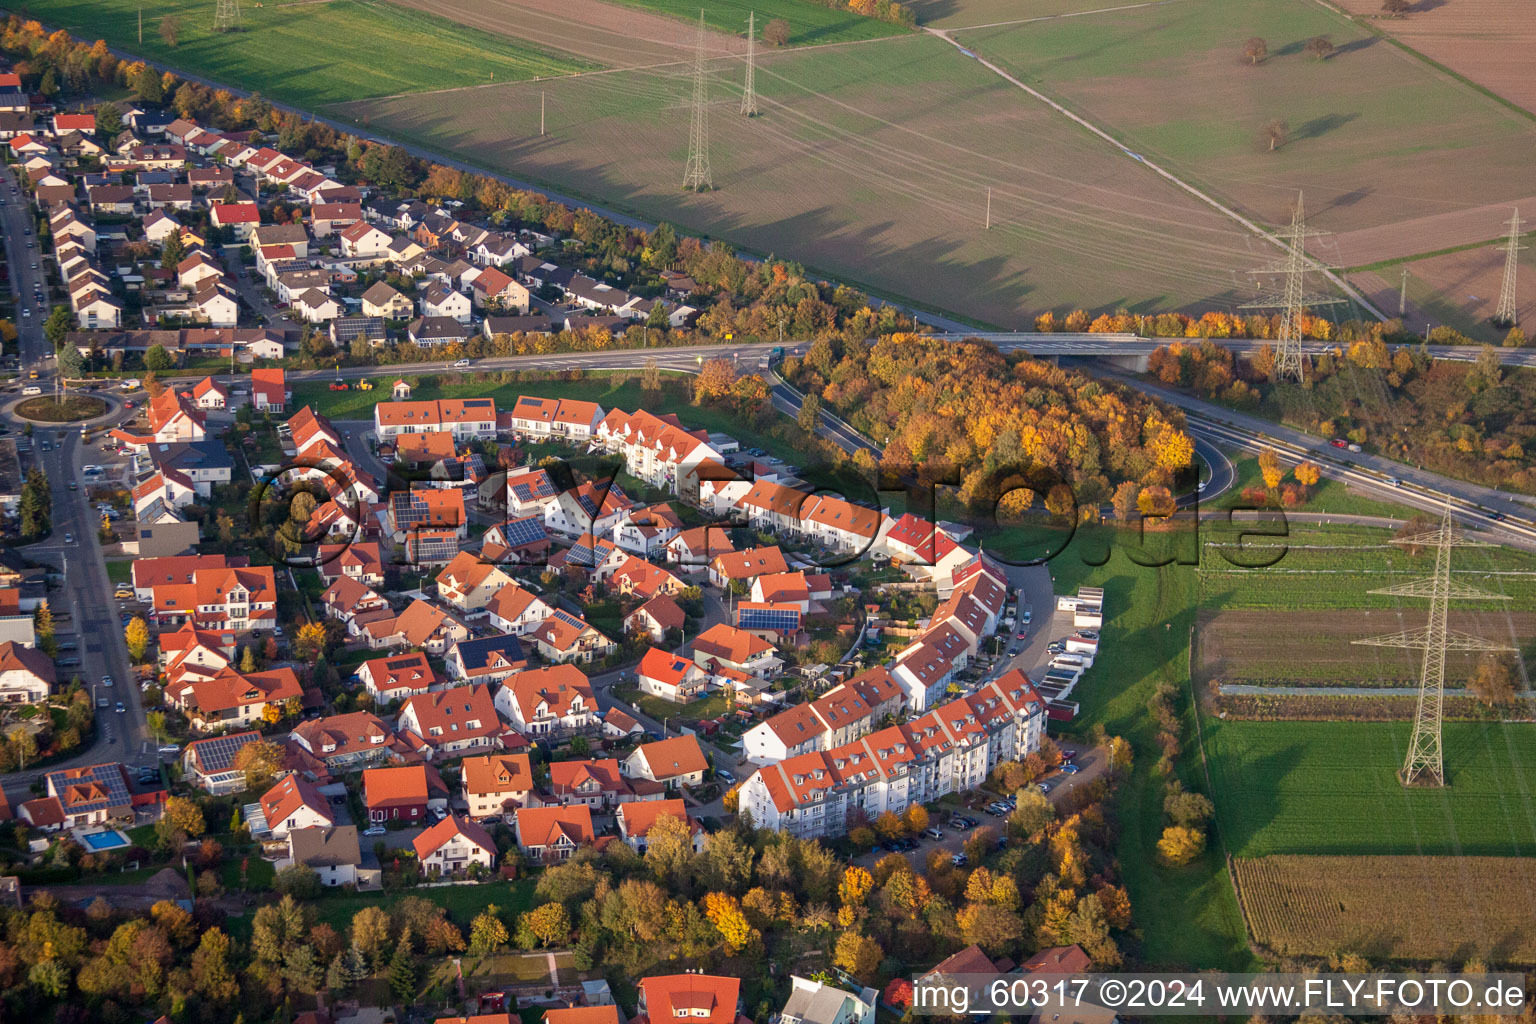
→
(0, 164, 51, 373)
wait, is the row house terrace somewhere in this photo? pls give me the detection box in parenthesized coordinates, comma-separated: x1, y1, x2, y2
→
(374, 398, 498, 442)
(596, 408, 725, 499)
(149, 565, 277, 634)
(740, 671, 1046, 840)
(509, 396, 605, 442)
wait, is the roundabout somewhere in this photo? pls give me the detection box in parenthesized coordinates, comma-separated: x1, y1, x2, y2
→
(0, 381, 130, 430)
(14, 392, 109, 422)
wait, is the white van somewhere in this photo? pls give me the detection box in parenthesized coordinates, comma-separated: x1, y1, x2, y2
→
(21, 385, 41, 396)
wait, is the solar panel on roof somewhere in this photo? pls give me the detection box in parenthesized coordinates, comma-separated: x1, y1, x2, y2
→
(501, 515, 546, 546)
(552, 609, 585, 629)
(189, 732, 257, 773)
(738, 606, 800, 632)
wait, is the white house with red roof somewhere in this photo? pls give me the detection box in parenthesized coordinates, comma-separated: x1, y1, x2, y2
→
(636, 648, 707, 704)
(357, 651, 438, 705)
(616, 798, 703, 854)
(690, 623, 782, 680)
(414, 813, 497, 875)
(621, 734, 709, 789)
(513, 804, 594, 863)
(251, 368, 288, 413)
(494, 664, 597, 736)
(396, 684, 501, 759)
(257, 774, 334, 839)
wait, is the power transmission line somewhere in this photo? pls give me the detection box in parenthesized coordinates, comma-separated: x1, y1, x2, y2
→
(740, 11, 758, 117)
(682, 10, 713, 191)
(1240, 192, 1345, 384)
(214, 0, 241, 33)
(1494, 208, 1524, 327)
(1353, 503, 1513, 787)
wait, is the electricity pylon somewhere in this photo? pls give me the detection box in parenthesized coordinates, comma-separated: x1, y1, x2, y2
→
(1241, 192, 1345, 384)
(1353, 502, 1513, 787)
(741, 12, 759, 117)
(214, 0, 241, 32)
(1494, 208, 1524, 327)
(682, 10, 714, 191)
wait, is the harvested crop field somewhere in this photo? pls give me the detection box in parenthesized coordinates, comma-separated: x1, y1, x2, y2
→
(1233, 855, 1536, 962)
(952, 0, 1536, 242)
(1330, 0, 1536, 116)
(386, 0, 743, 69)
(1326, 197, 1536, 268)
(1345, 241, 1536, 342)
(1196, 608, 1535, 687)
(905, 0, 1171, 31)
(340, 33, 1262, 324)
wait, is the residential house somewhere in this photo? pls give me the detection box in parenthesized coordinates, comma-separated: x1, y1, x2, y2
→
(0, 642, 54, 703)
(548, 758, 659, 809)
(624, 594, 685, 645)
(527, 609, 616, 666)
(357, 652, 439, 705)
(361, 280, 412, 319)
(461, 752, 535, 818)
(494, 663, 597, 736)
(776, 976, 876, 1024)
(190, 376, 229, 410)
(182, 731, 262, 794)
(435, 552, 514, 613)
(666, 526, 734, 567)
(636, 648, 707, 704)
(251, 368, 289, 413)
(374, 399, 497, 442)
(256, 774, 334, 839)
(287, 711, 401, 775)
(613, 504, 683, 558)
(396, 684, 501, 759)
(616, 798, 703, 854)
(484, 582, 556, 637)
(622, 735, 709, 789)
(708, 546, 788, 590)
(285, 825, 362, 887)
(420, 282, 471, 323)
(340, 220, 393, 257)
(637, 975, 748, 1024)
(471, 266, 530, 313)
(690, 624, 783, 680)
(362, 763, 449, 822)
(43, 763, 133, 828)
(445, 634, 528, 687)
(165, 665, 303, 733)
(414, 813, 497, 875)
(514, 804, 594, 863)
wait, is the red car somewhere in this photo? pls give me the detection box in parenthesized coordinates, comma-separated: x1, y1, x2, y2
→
(329, 382, 349, 391)
(1329, 438, 1348, 448)
(124, 400, 135, 408)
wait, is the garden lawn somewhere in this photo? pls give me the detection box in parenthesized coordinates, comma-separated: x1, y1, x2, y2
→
(309, 877, 536, 934)
(1045, 526, 1256, 970)
(1210, 450, 1424, 519)
(613, 683, 732, 724)
(12, 0, 594, 109)
(1204, 718, 1536, 858)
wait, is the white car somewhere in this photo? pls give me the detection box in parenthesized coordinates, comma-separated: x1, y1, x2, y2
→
(453, 358, 471, 368)
(363, 825, 386, 836)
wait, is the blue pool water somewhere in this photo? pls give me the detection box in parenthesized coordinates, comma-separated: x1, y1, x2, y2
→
(80, 830, 130, 851)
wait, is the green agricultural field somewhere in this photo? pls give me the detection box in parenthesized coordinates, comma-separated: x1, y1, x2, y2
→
(607, 0, 909, 45)
(1198, 522, 1536, 611)
(12, 0, 594, 109)
(1041, 530, 1255, 970)
(952, 0, 1535, 249)
(1204, 718, 1536, 857)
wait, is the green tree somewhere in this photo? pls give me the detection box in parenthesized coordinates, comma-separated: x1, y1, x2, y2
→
(19, 468, 50, 540)
(143, 344, 174, 372)
(387, 930, 417, 1001)
(56, 342, 85, 378)
(145, 710, 166, 743)
(44, 306, 74, 347)
(131, 64, 163, 103)
(95, 100, 122, 139)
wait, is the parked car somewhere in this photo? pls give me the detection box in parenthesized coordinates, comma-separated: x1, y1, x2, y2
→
(951, 852, 968, 867)
(114, 702, 126, 714)
(363, 825, 386, 837)
(716, 768, 735, 783)
(923, 827, 944, 840)
(453, 358, 472, 368)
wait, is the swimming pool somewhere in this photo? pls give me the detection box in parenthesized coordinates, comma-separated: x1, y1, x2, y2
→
(79, 829, 130, 852)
